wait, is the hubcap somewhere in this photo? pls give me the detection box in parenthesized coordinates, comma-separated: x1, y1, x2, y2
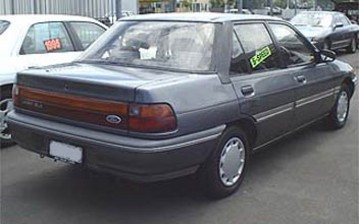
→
(0, 99, 13, 140)
(336, 91, 349, 123)
(219, 137, 245, 187)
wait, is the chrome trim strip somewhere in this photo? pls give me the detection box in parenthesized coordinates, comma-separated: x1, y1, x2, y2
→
(253, 87, 339, 123)
(296, 88, 335, 108)
(253, 113, 330, 151)
(254, 102, 294, 122)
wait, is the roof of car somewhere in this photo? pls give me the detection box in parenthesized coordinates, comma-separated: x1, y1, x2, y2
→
(0, 14, 101, 24)
(121, 12, 282, 23)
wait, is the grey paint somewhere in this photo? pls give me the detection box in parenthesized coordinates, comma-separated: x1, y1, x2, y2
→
(8, 14, 357, 182)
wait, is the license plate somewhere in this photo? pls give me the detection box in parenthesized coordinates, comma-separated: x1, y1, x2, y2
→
(49, 141, 83, 163)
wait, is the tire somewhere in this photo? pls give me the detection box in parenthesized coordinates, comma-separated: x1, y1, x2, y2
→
(327, 85, 350, 129)
(346, 37, 357, 54)
(198, 126, 250, 199)
(0, 86, 15, 148)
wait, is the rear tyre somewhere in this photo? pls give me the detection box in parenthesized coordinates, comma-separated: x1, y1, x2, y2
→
(327, 85, 350, 129)
(198, 126, 249, 199)
(0, 86, 15, 148)
(346, 37, 357, 54)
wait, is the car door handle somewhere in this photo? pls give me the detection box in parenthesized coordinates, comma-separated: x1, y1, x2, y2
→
(241, 85, 255, 96)
(296, 75, 307, 84)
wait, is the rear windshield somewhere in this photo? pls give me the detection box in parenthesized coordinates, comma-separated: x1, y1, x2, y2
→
(78, 21, 215, 72)
(0, 20, 10, 35)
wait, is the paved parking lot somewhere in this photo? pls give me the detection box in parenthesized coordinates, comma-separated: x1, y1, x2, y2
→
(1, 52, 358, 224)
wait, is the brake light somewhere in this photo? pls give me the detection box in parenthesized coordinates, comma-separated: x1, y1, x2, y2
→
(129, 104, 177, 133)
(13, 85, 177, 133)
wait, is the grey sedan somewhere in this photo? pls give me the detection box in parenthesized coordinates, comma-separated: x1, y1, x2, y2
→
(7, 13, 357, 198)
(291, 11, 359, 53)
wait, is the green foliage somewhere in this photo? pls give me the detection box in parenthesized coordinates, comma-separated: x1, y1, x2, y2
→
(274, 0, 287, 8)
(181, 0, 193, 9)
(210, 0, 236, 8)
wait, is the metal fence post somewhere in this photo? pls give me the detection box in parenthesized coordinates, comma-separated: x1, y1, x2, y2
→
(237, 0, 243, 13)
(116, 0, 122, 20)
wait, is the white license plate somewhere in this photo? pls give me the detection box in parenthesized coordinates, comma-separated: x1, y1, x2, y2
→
(49, 141, 83, 163)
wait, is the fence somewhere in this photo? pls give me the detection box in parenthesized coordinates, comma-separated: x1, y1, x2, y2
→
(0, 0, 118, 19)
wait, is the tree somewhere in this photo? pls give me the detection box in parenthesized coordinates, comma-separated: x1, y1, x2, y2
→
(181, 0, 193, 9)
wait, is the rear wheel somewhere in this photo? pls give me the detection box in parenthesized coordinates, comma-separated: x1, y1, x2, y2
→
(327, 85, 350, 129)
(0, 86, 14, 148)
(346, 37, 357, 54)
(198, 126, 249, 199)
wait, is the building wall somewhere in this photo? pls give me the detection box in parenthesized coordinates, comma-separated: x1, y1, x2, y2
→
(0, 0, 119, 18)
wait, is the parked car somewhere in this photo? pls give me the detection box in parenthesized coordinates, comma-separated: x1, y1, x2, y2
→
(7, 13, 357, 198)
(291, 11, 359, 52)
(226, 8, 254, 14)
(0, 15, 108, 146)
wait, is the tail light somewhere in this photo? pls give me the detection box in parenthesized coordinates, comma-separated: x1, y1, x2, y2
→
(128, 104, 177, 133)
(13, 85, 177, 133)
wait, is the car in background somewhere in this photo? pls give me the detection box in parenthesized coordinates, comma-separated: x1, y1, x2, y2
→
(100, 10, 136, 25)
(291, 11, 359, 52)
(226, 8, 254, 14)
(0, 14, 108, 146)
(7, 13, 357, 198)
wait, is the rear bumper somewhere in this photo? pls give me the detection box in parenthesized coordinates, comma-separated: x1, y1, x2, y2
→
(7, 111, 224, 182)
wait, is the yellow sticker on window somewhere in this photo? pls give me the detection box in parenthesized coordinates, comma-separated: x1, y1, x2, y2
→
(250, 46, 272, 68)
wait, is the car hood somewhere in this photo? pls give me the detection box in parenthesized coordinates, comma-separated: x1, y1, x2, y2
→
(295, 26, 329, 40)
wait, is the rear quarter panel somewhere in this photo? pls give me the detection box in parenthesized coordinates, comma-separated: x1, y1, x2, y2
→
(135, 74, 240, 137)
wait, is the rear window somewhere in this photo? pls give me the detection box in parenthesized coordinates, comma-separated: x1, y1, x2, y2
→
(0, 20, 10, 35)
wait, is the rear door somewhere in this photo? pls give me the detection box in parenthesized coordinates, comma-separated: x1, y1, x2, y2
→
(230, 22, 297, 147)
(268, 22, 337, 127)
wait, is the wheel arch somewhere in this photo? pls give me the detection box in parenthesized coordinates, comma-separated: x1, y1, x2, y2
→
(342, 77, 355, 98)
(227, 117, 257, 150)
(0, 84, 13, 99)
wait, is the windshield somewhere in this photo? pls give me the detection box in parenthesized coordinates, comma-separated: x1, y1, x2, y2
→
(0, 20, 10, 35)
(78, 21, 215, 72)
(291, 12, 333, 28)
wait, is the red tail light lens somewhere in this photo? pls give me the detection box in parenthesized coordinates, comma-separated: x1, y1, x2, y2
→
(129, 104, 177, 133)
(13, 85, 177, 133)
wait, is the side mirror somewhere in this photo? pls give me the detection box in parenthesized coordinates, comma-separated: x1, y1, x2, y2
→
(334, 22, 344, 30)
(320, 49, 336, 62)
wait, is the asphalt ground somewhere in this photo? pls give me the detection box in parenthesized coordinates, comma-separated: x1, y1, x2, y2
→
(1, 52, 358, 224)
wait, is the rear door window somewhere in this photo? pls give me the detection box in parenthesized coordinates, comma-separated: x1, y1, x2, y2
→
(0, 20, 10, 35)
(21, 22, 74, 55)
(232, 23, 280, 74)
(69, 22, 106, 49)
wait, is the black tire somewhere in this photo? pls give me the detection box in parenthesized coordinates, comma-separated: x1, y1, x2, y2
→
(198, 126, 250, 199)
(346, 37, 357, 54)
(327, 85, 351, 129)
(0, 86, 15, 148)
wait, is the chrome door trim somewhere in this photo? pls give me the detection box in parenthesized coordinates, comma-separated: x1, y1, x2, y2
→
(253, 102, 294, 122)
(253, 87, 340, 123)
(295, 88, 335, 108)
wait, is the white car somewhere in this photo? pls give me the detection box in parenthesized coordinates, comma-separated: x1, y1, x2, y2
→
(0, 14, 108, 146)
